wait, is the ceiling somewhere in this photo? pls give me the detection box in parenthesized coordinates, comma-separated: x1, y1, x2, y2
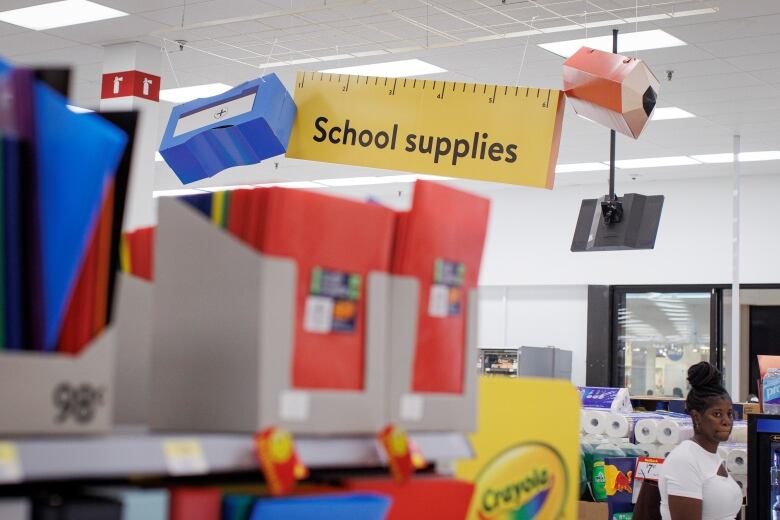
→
(2, 0, 780, 194)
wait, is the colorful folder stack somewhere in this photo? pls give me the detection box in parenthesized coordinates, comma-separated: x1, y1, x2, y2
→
(391, 181, 490, 394)
(0, 66, 132, 354)
(119, 227, 155, 282)
(179, 186, 396, 390)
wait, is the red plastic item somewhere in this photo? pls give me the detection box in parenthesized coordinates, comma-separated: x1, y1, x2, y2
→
(257, 188, 396, 390)
(392, 181, 489, 394)
(346, 477, 475, 520)
(169, 487, 222, 520)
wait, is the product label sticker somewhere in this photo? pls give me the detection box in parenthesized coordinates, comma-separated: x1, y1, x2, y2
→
(279, 391, 311, 422)
(428, 259, 465, 318)
(304, 267, 360, 333)
(0, 442, 22, 483)
(303, 296, 334, 333)
(634, 457, 664, 482)
(400, 394, 424, 422)
(163, 439, 209, 476)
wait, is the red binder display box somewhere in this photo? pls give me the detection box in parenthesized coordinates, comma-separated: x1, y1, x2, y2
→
(389, 181, 489, 432)
(150, 190, 395, 434)
(346, 477, 475, 520)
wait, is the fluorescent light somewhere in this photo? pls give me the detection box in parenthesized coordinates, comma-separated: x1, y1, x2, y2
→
(318, 175, 418, 186)
(67, 104, 93, 113)
(152, 189, 205, 198)
(740, 151, 780, 162)
(200, 185, 255, 192)
(539, 29, 686, 58)
(320, 59, 446, 78)
(254, 181, 326, 189)
(613, 156, 700, 169)
(555, 162, 609, 173)
(0, 0, 127, 30)
(413, 174, 455, 181)
(690, 151, 780, 163)
(652, 107, 695, 120)
(159, 83, 232, 103)
(690, 153, 733, 164)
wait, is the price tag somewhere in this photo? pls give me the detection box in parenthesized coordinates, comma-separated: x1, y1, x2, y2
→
(0, 442, 22, 483)
(254, 428, 308, 496)
(163, 439, 209, 476)
(635, 456, 664, 482)
(377, 425, 426, 483)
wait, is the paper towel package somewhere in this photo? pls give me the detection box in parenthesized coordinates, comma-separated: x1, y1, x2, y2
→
(159, 74, 296, 184)
(563, 47, 659, 139)
(578, 386, 633, 413)
(150, 197, 390, 433)
(656, 418, 694, 445)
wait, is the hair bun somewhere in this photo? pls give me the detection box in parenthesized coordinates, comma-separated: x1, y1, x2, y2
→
(687, 361, 722, 390)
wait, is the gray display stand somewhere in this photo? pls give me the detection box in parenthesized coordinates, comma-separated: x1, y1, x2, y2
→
(387, 277, 478, 432)
(0, 328, 115, 435)
(114, 274, 154, 426)
(0, 430, 471, 482)
(150, 198, 388, 434)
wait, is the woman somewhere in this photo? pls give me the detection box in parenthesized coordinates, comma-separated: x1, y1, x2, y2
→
(658, 362, 743, 519)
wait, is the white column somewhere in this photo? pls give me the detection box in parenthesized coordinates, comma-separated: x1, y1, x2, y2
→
(99, 42, 161, 230)
(731, 135, 741, 399)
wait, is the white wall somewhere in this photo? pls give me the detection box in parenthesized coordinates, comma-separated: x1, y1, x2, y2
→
(478, 285, 588, 386)
(479, 173, 780, 286)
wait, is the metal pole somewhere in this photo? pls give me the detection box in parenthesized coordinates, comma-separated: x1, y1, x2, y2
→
(731, 134, 741, 398)
(609, 29, 618, 200)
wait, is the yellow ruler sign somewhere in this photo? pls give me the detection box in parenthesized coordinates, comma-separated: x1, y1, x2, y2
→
(286, 72, 565, 189)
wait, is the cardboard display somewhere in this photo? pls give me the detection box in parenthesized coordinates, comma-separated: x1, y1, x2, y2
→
(113, 273, 153, 425)
(159, 74, 296, 184)
(563, 46, 659, 139)
(0, 327, 115, 434)
(387, 276, 478, 432)
(150, 198, 388, 434)
(259, 188, 396, 391)
(392, 181, 489, 395)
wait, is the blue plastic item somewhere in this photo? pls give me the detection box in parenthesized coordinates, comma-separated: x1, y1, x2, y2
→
(248, 493, 391, 520)
(159, 73, 296, 184)
(34, 81, 127, 350)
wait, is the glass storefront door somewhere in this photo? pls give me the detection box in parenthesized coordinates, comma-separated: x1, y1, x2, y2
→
(615, 290, 715, 397)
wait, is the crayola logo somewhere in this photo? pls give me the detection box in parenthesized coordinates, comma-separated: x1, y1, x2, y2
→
(469, 443, 568, 520)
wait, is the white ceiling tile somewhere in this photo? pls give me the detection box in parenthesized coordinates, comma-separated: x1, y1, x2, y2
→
(0, 31, 78, 57)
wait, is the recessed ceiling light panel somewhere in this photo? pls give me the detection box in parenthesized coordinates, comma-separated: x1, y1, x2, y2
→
(159, 83, 233, 103)
(539, 29, 686, 58)
(0, 0, 128, 31)
(320, 59, 446, 78)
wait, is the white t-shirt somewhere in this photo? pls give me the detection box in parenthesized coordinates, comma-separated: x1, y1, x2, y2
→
(659, 440, 743, 520)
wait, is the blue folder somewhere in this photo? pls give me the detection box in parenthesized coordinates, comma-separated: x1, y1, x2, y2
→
(159, 73, 296, 184)
(33, 82, 127, 350)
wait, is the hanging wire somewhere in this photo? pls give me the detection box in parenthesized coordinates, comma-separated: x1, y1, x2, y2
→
(513, 16, 536, 88)
(258, 37, 279, 80)
(584, 0, 588, 40)
(163, 41, 181, 88)
(634, 0, 639, 58)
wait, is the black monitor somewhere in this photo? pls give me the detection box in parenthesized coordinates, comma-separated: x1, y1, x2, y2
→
(571, 193, 664, 252)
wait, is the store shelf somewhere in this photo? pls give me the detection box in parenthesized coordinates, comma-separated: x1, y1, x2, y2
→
(1, 430, 472, 483)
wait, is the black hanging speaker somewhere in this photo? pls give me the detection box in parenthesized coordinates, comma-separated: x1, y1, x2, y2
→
(571, 193, 664, 252)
